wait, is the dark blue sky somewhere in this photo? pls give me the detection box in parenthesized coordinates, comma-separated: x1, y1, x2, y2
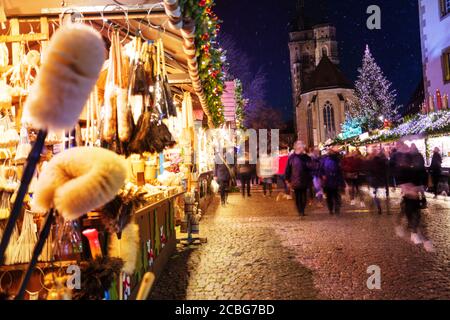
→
(215, 0, 423, 122)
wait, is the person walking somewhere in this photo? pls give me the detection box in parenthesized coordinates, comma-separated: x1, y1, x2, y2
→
(310, 147, 324, 203)
(394, 143, 434, 252)
(320, 146, 345, 215)
(285, 141, 312, 216)
(237, 151, 253, 198)
(430, 147, 442, 198)
(215, 150, 232, 206)
(365, 147, 387, 214)
(258, 153, 276, 197)
(341, 149, 364, 207)
(276, 147, 291, 201)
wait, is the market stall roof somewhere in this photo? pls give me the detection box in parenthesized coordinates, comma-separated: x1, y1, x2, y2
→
(1, 0, 212, 126)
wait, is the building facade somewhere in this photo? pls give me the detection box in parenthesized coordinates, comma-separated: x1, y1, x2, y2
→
(289, 17, 353, 146)
(418, 0, 450, 99)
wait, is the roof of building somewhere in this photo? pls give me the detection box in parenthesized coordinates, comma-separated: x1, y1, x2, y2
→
(303, 55, 353, 93)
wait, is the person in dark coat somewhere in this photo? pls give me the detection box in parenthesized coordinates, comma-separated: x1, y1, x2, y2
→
(341, 149, 364, 207)
(215, 150, 232, 206)
(319, 146, 345, 215)
(365, 147, 389, 214)
(430, 147, 442, 197)
(237, 152, 253, 197)
(285, 141, 312, 216)
(394, 143, 434, 251)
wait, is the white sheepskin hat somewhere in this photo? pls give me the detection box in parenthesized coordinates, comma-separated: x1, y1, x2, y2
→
(33, 147, 127, 220)
(23, 24, 105, 131)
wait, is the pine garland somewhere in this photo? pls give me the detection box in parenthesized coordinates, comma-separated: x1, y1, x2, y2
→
(335, 109, 450, 146)
(181, 0, 225, 126)
(234, 79, 246, 129)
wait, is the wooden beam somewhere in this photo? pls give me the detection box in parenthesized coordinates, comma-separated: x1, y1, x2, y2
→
(167, 73, 191, 85)
(0, 32, 48, 43)
(40, 17, 49, 56)
(10, 18, 20, 65)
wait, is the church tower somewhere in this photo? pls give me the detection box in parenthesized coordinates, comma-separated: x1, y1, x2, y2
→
(288, 1, 340, 106)
(288, 1, 354, 147)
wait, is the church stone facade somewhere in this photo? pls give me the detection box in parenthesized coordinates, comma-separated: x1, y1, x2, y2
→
(289, 20, 354, 147)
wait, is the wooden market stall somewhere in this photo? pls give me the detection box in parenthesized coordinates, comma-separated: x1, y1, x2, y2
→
(0, 0, 222, 300)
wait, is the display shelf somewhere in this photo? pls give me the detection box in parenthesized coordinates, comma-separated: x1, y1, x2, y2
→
(0, 260, 77, 272)
(135, 191, 185, 215)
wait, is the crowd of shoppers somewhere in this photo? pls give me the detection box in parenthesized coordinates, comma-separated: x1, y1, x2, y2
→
(214, 139, 442, 252)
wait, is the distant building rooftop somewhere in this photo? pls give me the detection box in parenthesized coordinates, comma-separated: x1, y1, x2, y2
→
(303, 56, 353, 93)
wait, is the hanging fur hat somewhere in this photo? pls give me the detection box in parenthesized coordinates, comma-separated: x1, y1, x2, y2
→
(22, 24, 105, 131)
(109, 222, 140, 275)
(33, 147, 127, 220)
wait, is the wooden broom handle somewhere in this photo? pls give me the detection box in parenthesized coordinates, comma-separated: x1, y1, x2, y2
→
(136, 272, 155, 300)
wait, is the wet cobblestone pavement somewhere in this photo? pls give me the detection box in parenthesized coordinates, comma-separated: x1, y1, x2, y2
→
(150, 188, 450, 300)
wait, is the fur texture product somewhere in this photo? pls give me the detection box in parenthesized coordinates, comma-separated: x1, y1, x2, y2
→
(22, 24, 105, 131)
(109, 222, 140, 274)
(33, 147, 127, 221)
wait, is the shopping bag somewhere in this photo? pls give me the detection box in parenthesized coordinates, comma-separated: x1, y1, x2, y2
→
(211, 179, 219, 194)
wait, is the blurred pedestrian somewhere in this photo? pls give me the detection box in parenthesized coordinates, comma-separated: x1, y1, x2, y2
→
(394, 143, 434, 252)
(215, 150, 233, 206)
(276, 147, 292, 201)
(237, 151, 253, 198)
(389, 146, 399, 190)
(430, 147, 442, 198)
(320, 146, 345, 215)
(285, 141, 312, 216)
(365, 146, 387, 214)
(310, 147, 324, 202)
(258, 153, 276, 197)
(341, 149, 364, 207)
(379, 148, 390, 198)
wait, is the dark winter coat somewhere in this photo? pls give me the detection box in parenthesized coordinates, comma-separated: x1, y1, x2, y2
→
(309, 155, 322, 178)
(215, 163, 231, 182)
(410, 151, 427, 186)
(430, 152, 442, 176)
(365, 154, 388, 188)
(392, 151, 427, 186)
(285, 153, 312, 189)
(319, 153, 345, 189)
(341, 155, 363, 180)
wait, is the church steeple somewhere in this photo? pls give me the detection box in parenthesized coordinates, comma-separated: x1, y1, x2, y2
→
(296, 0, 306, 30)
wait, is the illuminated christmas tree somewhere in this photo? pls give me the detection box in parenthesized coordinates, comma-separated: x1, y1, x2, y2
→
(348, 45, 399, 131)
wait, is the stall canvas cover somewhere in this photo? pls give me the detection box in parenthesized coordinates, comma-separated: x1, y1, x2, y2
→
(221, 81, 237, 129)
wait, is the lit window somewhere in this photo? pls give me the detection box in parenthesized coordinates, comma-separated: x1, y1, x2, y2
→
(443, 47, 450, 82)
(323, 101, 336, 138)
(440, 0, 450, 17)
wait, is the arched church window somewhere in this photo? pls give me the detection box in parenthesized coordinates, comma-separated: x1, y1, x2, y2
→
(322, 46, 328, 57)
(344, 100, 350, 113)
(323, 101, 336, 138)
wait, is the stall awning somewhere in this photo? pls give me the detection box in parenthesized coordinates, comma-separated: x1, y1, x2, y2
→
(1, 0, 216, 127)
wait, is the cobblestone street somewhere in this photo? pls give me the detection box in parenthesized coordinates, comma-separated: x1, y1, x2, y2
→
(151, 189, 450, 300)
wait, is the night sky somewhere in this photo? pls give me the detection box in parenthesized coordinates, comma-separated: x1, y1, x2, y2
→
(215, 0, 423, 123)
